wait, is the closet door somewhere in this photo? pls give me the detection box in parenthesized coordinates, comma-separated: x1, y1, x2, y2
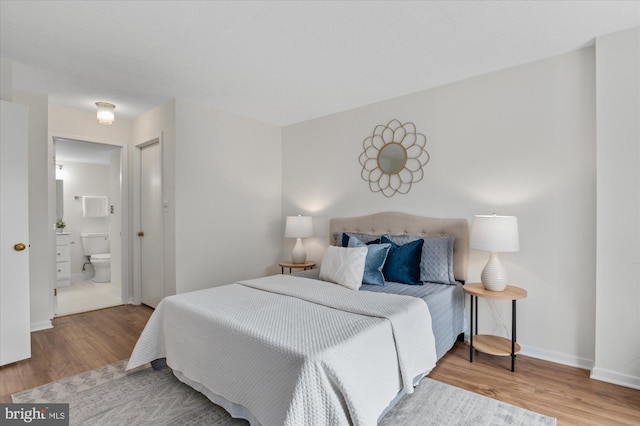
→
(0, 100, 31, 365)
(139, 140, 163, 308)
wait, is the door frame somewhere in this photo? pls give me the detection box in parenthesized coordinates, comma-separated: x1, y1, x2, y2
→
(133, 134, 164, 305)
(49, 133, 130, 314)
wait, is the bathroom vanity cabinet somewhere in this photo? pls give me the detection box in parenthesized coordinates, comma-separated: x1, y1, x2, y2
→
(56, 233, 71, 288)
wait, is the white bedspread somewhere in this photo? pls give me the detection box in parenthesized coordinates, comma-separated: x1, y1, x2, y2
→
(127, 275, 436, 426)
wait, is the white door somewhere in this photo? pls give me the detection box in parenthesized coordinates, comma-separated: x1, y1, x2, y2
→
(0, 101, 31, 365)
(139, 141, 163, 308)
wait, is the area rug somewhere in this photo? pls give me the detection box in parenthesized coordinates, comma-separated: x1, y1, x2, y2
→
(12, 360, 556, 425)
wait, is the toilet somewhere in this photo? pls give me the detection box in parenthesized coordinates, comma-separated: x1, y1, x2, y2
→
(80, 233, 111, 283)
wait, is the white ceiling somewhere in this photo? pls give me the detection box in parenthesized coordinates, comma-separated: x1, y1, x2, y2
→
(1, 1, 638, 126)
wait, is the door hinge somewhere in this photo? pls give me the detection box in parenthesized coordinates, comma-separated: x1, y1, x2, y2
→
(54, 288, 57, 297)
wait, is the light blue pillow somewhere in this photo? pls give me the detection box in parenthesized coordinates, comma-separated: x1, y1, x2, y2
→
(420, 236, 456, 284)
(380, 236, 424, 285)
(348, 236, 391, 286)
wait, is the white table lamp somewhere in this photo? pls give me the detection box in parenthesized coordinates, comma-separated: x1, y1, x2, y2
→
(285, 215, 313, 264)
(470, 214, 519, 291)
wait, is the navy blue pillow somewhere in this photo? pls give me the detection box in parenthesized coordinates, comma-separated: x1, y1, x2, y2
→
(381, 236, 424, 285)
(385, 234, 456, 284)
(348, 237, 391, 286)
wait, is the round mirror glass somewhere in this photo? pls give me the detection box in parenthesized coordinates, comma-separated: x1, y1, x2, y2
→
(377, 143, 407, 174)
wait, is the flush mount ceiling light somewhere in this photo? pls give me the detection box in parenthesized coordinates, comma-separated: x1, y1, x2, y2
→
(95, 102, 116, 125)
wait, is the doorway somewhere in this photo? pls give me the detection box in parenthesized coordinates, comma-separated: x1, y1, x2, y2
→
(53, 137, 128, 316)
(134, 137, 164, 308)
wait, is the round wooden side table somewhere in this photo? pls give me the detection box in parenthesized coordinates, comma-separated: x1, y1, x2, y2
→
(278, 261, 316, 274)
(463, 283, 528, 372)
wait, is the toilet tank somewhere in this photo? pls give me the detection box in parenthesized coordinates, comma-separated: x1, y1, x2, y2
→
(80, 233, 110, 255)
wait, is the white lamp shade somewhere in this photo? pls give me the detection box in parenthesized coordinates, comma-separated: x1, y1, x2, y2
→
(285, 215, 313, 238)
(470, 215, 519, 253)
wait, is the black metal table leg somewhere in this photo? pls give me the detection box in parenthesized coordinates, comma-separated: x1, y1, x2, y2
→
(474, 295, 478, 335)
(470, 294, 474, 362)
(511, 299, 516, 372)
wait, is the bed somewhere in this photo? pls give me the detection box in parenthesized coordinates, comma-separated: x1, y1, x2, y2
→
(328, 211, 468, 360)
(127, 212, 468, 426)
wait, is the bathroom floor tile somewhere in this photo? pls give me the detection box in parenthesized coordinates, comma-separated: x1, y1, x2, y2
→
(56, 280, 122, 316)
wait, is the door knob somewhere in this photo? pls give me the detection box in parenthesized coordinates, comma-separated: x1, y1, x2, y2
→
(14, 243, 26, 251)
(138, 231, 144, 237)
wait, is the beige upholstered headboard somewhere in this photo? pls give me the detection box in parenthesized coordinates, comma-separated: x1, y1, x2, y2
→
(329, 212, 469, 282)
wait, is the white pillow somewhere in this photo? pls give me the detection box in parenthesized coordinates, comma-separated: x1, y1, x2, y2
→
(319, 246, 368, 290)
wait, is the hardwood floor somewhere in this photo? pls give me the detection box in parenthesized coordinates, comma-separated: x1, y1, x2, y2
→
(0, 304, 153, 403)
(430, 343, 640, 425)
(1, 305, 639, 425)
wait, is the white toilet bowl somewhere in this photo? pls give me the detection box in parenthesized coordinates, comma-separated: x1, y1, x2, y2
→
(80, 233, 111, 283)
(91, 253, 111, 283)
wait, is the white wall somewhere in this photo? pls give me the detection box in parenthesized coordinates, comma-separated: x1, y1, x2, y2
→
(174, 99, 282, 293)
(283, 47, 597, 368)
(593, 27, 640, 389)
(60, 161, 111, 276)
(13, 90, 52, 332)
(0, 58, 12, 101)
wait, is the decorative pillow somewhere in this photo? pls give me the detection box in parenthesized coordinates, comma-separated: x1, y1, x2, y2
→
(348, 236, 391, 286)
(336, 232, 381, 247)
(319, 246, 368, 290)
(420, 236, 456, 284)
(383, 234, 421, 246)
(380, 236, 424, 285)
(384, 234, 456, 284)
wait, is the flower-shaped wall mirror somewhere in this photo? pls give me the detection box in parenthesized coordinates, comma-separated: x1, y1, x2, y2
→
(359, 119, 430, 197)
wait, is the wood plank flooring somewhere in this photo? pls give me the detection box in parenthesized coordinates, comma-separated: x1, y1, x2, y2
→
(0, 305, 153, 403)
(429, 343, 640, 425)
(1, 305, 639, 425)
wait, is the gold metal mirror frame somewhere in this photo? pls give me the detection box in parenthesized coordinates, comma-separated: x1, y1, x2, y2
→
(358, 119, 430, 197)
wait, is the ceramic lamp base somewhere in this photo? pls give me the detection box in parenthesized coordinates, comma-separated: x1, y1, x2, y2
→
(480, 252, 508, 291)
(291, 238, 307, 264)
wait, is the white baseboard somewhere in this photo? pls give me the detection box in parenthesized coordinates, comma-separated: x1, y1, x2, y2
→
(30, 320, 53, 332)
(521, 345, 640, 389)
(519, 344, 594, 370)
(591, 367, 640, 390)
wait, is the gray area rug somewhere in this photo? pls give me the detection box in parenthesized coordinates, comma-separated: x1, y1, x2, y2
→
(13, 360, 556, 425)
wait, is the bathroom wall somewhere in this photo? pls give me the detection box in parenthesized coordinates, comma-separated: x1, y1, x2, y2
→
(60, 161, 111, 278)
